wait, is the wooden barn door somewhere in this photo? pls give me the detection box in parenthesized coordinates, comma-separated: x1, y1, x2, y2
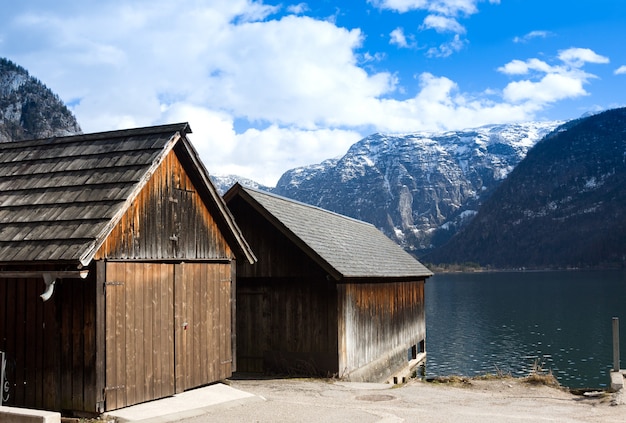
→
(174, 262, 233, 393)
(104, 262, 175, 411)
(105, 261, 233, 409)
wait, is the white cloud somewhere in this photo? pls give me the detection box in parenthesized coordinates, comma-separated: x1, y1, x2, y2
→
(161, 102, 363, 185)
(513, 30, 551, 43)
(370, 0, 478, 15)
(615, 65, 626, 75)
(390, 27, 409, 48)
(498, 48, 608, 106)
(1, 2, 609, 186)
(426, 34, 466, 57)
(498, 58, 556, 75)
(286, 3, 309, 14)
(421, 15, 466, 33)
(558, 47, 609, 67)
(370, 0, 494, 55)
(502, 73, 587, 104)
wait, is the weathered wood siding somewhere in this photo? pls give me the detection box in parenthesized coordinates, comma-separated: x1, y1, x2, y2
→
(104, 262, 175, 411)
(337, 280, 425, 378)
(0, 269, 102, 413)
(231, 196, 338, 374)
(96, 148, 238, 411)
(237, 277, 338, 375)
(227, 196, 323, 279)
(96, 150, 233, 261)
(174, 262, 233, 392)
(227, 188, 428, 381)
(104, 261, 232, 411)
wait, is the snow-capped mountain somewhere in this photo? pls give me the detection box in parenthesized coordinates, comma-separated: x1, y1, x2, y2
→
(273, 121, 563, 254)
(0, 58, 81, 142)
(210, 174, 273, 195)
(426, 108, 626, 269)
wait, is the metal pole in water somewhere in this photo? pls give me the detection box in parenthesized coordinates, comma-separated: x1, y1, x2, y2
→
(613, 317, 620, 372)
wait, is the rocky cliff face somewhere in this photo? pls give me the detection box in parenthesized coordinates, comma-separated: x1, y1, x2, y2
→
(0, 58, 81, 142)
(272, 122, 562, 254)
(426, 108, 626, 269)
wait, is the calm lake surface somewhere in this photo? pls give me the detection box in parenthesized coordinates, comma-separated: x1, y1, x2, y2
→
(424, 270, 626, 388)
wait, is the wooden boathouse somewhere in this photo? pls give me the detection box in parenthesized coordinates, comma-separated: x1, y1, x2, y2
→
(224, 184, 432, 382)
(0, 123, 255, 414)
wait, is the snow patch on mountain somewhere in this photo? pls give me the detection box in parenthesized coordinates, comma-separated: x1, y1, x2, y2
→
(274, 121, 564, 253)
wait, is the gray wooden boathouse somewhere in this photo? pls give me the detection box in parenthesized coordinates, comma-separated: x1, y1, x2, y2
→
(224, 183, 432, 382)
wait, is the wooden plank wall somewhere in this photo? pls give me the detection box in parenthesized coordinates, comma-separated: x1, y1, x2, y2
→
(174, 262, 232, 393)
(96, 150, 233, 262)
(227, 196, 322, 279)
(0, 272, 99, 413)
(231, 195, 339, 375)
(337, 280, 425, 376)
(236, 277, 338, 375)
(104, 261, 232, 410)
(104, 262, 175, 411)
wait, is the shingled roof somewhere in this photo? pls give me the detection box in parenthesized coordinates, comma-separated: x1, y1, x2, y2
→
(225, 184, 432, 280)
(0, 123, 254, 266)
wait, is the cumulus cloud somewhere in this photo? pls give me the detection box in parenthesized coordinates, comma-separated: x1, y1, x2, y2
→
(498, 48, 608, 106)
(558, 47, 609, 66)
(513, 30, 552, 43)
(286, 3, 309, 14)
(426, 34, 466, 57)
(1, 1, 608, 186)
(370, 0, 483, 15)
(615, 65, 626, 75)
(421, 15, 466, 33)
(370, 0, 495, 57)
(390, 27, 413, 48)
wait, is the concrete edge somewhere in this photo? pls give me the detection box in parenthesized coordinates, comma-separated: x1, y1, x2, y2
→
(104, 393, 265, 423)
(610, 371, 624, 392)
(0, 406, 61, 423)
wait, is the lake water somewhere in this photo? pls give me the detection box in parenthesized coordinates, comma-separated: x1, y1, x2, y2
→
(424, 270, 626, 389)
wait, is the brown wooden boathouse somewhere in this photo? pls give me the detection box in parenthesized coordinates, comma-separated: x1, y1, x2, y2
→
(0, 123, 255, 414)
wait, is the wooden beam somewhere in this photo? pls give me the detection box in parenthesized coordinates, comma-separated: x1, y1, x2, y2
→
(0, 270, 89, 279)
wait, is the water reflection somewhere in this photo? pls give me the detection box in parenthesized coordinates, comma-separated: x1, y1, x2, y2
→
(425, 270, 626, 388)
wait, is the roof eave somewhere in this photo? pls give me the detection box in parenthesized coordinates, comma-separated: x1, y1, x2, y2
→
(175, 139, 257, 265)
(78, 130, 185, 266)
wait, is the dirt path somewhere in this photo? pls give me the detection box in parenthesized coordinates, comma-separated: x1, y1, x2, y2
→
(180, 377, 624, 423)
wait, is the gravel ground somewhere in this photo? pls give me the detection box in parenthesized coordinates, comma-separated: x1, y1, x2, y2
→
(179, 376, 624, 423)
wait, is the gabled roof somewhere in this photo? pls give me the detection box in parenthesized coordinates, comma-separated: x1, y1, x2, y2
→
(0, 123, 255, 266)
(224, 183, 432, 280)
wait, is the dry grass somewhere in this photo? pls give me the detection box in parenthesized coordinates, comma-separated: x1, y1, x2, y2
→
(520, 359, 561, 388)
(426, 375, 473, 386)
(426, 360, 561, 389)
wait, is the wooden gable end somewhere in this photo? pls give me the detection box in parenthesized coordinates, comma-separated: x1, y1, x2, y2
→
(95, 149, 233, 261)
(227, 195, 325, 279)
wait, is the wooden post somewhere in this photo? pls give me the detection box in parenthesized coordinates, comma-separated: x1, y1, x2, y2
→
(613, 317, 620, 372)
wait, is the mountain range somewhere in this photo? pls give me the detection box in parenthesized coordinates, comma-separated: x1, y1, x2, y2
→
(426, 108, 626, 269)
(3, 57, 624, 269)
(273, 122, 564, 254)
(214, 123, 562, 255)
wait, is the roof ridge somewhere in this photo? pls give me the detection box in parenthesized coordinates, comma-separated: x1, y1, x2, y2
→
(0, 122, 191, 150)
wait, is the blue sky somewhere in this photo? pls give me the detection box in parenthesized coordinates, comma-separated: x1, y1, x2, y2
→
(1, 0, 624, 185)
